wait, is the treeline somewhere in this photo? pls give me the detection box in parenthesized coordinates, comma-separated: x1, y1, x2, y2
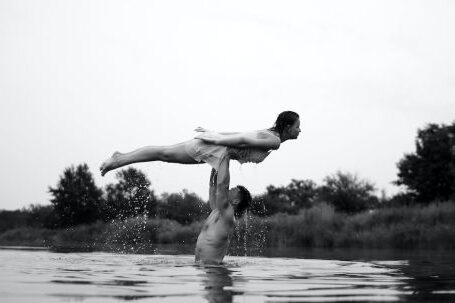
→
(0, 166, 385, 232)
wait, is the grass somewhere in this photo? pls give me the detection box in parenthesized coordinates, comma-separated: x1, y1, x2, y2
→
(264, 201, 455, 249)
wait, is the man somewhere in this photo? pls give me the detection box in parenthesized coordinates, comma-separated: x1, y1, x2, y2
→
(195, 157, 252, 264)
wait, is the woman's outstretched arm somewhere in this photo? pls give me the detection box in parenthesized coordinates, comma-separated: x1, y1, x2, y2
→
(194, 127, 240, 136)
(195, 131, 281, 150)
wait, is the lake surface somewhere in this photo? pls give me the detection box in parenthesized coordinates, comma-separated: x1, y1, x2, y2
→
(1, 247, 454, 302)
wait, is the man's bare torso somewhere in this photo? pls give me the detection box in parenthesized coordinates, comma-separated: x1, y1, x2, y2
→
(195, 209, 234, 264)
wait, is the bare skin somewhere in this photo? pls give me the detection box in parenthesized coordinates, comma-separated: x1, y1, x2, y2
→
(194, 129, 281, 149)
(195, 159, 240, 264)
(100, 142, 199, 176)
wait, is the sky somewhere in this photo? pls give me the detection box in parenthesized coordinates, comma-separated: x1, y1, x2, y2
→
(1, 0, 454, 210)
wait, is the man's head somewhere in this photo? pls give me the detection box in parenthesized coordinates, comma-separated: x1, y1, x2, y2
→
(228, 185, 252, 218)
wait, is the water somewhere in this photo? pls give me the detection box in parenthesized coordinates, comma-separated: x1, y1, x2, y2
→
(1, 247, 455, 302)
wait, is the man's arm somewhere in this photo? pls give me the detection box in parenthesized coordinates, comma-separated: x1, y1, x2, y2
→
(215, 157, 230, 213)
(208, 169, 217, 210)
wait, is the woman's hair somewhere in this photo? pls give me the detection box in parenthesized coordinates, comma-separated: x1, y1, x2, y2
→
(234, 185, 252, 218)
(270, 111, 300, 136)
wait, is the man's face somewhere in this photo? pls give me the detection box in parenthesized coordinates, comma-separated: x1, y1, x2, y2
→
(228, 187, 241, 205)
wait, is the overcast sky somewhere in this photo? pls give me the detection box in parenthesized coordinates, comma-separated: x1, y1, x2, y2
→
(1, 0, 454, 210)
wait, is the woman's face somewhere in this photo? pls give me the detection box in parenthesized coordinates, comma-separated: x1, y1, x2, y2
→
(287, 118, 301, 139)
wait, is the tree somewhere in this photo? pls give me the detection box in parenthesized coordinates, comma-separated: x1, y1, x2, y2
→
(318, 171, 378, 213)
(0, 204, 57, 232)
(24, 204, 58, 229)
(103, 167, 157, 220)
(395, 122, 455, 203)
(0, 210, 28, 233)
(49, 164, 103, 227)
(251, 179, 317, 216)
(283, 179, 318, 210)
(157, 190, 210, 224)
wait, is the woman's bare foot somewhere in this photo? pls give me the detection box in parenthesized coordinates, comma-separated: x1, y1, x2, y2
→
(100, 152, 122, 176)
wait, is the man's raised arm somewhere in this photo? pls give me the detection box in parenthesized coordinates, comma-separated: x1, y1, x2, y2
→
(215, 157, 230, 212)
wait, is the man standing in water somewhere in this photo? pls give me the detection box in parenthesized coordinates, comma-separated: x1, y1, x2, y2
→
(195, 157, 252, 264)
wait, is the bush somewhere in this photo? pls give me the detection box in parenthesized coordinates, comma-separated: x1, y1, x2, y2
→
(0, 227, 56, 247)
(317, 171, 378, 213)
(51, 221, 107, 251)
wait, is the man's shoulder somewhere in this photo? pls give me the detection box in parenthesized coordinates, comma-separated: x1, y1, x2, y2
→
(206, 208, 232, 223)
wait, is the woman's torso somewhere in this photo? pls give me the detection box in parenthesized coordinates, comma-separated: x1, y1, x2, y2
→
(185, 129, 280, 169)
(227, 129, 280, 164)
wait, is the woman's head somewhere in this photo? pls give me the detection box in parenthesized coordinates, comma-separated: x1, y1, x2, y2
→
(229, 185, 252, 218)
(271, 111, 301, 140)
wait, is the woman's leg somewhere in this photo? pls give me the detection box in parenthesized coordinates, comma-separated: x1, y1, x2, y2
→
(100, 142, 198, 176)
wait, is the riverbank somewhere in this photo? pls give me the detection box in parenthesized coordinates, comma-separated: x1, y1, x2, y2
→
(1, 202, 454, 253)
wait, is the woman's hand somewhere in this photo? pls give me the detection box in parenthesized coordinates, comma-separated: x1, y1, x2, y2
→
(194, 126, 211, 133)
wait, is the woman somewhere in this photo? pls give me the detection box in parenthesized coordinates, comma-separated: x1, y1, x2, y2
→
(100, 111, 301, 176)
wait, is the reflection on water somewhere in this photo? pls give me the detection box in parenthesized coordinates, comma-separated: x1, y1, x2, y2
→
(200, 266, 234, 303)
(1, 246, 454, 302)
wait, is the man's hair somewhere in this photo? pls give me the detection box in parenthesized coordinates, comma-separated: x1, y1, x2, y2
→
(234, 185, 252, 218)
